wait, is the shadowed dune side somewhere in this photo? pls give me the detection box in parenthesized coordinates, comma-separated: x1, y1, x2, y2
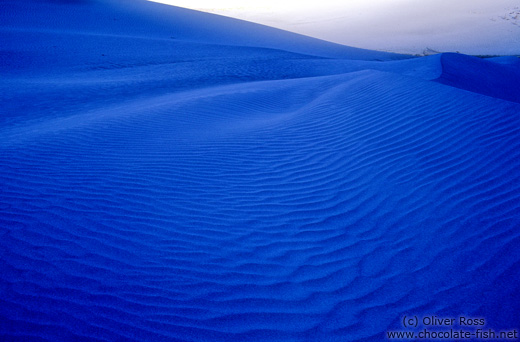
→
(435, 53, 520, 103)
(489, 56, 520, 66)
(1, 70, 520, 341)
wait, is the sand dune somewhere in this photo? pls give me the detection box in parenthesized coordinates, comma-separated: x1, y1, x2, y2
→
(435, 53, 520, 103)
(1, 0, 520, 341)
(1, 0, 404, 61)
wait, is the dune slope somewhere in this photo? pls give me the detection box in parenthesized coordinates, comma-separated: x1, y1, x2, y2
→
(0, 0, 405, 61)
(435, 53, 520, 103)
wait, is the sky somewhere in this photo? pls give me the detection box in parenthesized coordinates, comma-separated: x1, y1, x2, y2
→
(148, 0, 520, 55)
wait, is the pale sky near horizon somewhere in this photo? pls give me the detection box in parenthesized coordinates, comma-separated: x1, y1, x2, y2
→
(148, 0, 520, 55)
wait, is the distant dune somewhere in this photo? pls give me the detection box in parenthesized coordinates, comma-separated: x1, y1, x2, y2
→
(1, 1, 520, 341)
(1, 0, 405, 62)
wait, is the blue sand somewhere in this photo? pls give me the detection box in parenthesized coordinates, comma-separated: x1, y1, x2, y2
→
(1, 0, 520, 341)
